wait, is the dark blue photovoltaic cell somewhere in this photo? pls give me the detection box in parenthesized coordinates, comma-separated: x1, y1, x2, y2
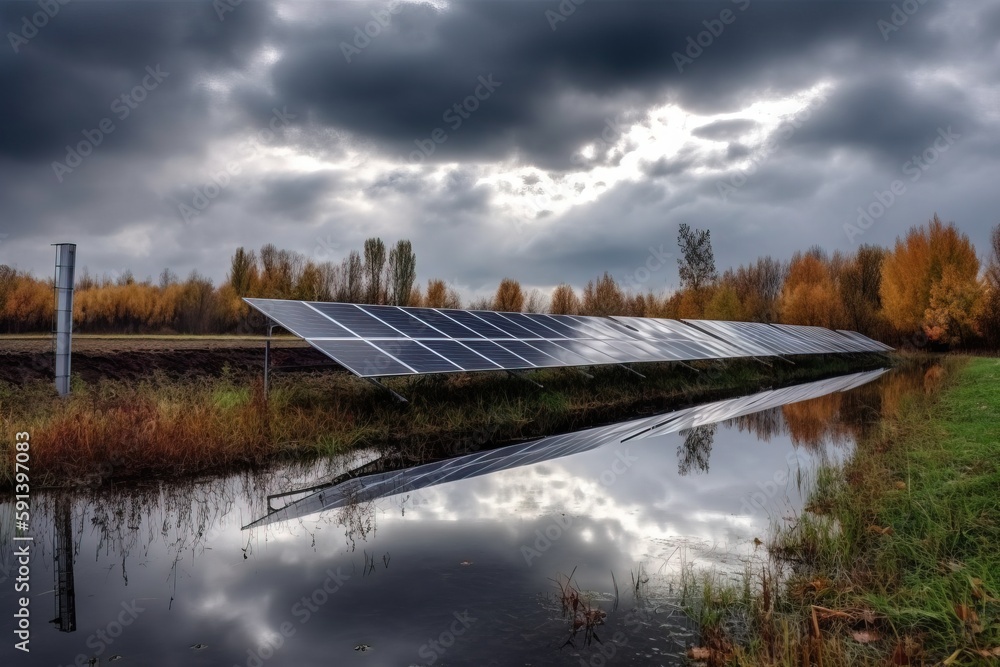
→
(495, 340, 563, 367)
(358, 305, 448, 338)
(308, 339, 414, 376)
(419, 340, 502, 371)
(526, 314, 586, 338)
(309, 303, 402, 338)
(244, 299, 356, 339)
(567, 315, 632, 339)
(498, 313, 562, 339)
(573, 339, 638, 363)
(461, 340, 535, 368)
(407, 308, 483, 338)
(543, 340, 617, 365)
(440, 310, 512, 338)
(474, 311, 537, 338)
(682, 320, 776, 357)
(370, 340, 462, 373)
(774, 324, 859, 353)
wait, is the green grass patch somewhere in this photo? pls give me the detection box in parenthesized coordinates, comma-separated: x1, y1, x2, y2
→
(704, 357, 1000, 666)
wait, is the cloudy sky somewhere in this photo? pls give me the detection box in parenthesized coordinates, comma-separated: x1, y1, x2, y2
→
(1, 0, 998, 299)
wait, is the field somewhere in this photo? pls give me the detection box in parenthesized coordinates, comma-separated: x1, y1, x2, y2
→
(0, 334, 314, 385)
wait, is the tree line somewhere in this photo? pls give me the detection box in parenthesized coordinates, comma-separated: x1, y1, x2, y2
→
(1, 217, 998, 348)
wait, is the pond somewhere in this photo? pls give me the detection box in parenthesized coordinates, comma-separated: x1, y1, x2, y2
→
(0, 363, 935, 666)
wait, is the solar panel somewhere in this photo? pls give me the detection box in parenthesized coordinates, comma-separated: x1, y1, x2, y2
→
(771, 323, 860, 354)
(494, 340, 566, 367)
(473, 311, 539, 338)
(684, 320, 801, 356)
(610, 316, 749, 358)
(406, 307, 484, 339)
(370, 340, 462, 373)
(243, 298, 893, 380)
(460, 339, 535, 369)
(357, 305, 449, 339)
(439, 309, 513, 338)
(308, 339, 415, 376)
(834, 330, 890, 352)
(418, 340, 502, 371)
(249, 299, 356, 339)
(309, 302, 402, 338)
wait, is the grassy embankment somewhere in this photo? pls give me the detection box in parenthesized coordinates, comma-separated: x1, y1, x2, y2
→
(0, 351, 889, 490)
(685, 356, 1000, 666)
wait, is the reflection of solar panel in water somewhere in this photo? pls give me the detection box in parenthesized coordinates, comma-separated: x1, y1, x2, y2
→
(244, 368, 891, 529)
(243, 298, 892, 379)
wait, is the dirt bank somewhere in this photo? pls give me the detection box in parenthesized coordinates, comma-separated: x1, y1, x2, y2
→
(0, 336, 334, 385)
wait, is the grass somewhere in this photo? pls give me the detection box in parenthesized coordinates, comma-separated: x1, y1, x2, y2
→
(686, 356, 1000, 666)
(0, 353, 890, 490)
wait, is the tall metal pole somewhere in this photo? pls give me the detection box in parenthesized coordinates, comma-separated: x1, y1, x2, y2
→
(53, 243, 76, 397)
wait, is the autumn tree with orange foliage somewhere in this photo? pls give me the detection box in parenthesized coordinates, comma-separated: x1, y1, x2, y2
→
(581, 272, 626, 316)
(493, 278, 524, 312)
(0, 269, 53, 332)
(839, 245, 887, 338)
(881, 215, 983, 344)
(779, 251, 844, 327)
(424, 279, 461, 309)
(977, 224, 1000, 347)
(549, 283, 580, 315)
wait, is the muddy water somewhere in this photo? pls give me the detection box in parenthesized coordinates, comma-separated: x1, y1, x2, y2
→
(0, 364, 934, 666)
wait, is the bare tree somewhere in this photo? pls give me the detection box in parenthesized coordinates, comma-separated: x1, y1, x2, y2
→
(676, 224, 718, 291)
(227, 247, 257, 297)
(363, 237, 386, 304)
(523, 288, 547, 313)
(386, 239, 417, 306)
(339, 250, 364, 303)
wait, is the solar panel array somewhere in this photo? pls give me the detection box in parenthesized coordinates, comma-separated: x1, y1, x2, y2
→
(244, 298, 891, 379)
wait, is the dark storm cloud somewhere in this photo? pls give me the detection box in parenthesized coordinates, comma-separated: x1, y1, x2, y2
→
(0, 0, 273, 161)
(787, 75, 979, 166)
(261, 0, 926, 170)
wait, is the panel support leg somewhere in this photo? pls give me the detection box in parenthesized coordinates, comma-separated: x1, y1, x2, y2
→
(263, 323, 274, 399)
(678, 361, 699, 372)
(506, 370, 544, 389)
(618, 364, 645, 378)
(365, 377, 409, 404)
(576, 368, 594, 380)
